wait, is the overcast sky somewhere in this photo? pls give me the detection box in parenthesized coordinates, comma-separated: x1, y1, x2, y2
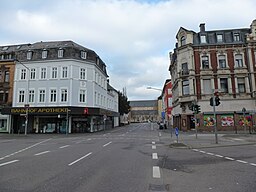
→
(0, 0, 255, 100)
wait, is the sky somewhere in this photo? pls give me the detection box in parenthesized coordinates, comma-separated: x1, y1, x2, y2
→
(0, 0, 255, 100)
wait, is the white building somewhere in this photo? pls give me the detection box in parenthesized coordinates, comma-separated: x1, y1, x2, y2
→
(1, 41, 119, 133)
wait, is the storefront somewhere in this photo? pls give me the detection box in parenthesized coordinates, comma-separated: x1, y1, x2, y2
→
(1, 106, 119, 134)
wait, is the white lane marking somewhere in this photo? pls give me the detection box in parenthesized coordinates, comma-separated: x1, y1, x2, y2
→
(199, 150, 206, 153)
(236, 160, 248, 164)
(153, 166, 161, 178)
(152, 145, 156, 149)
(34, 151, 50, 156)
(159, 132, 161, 137)
(87, 138, 92, 141)
(103, 141, 112, 147)
(68, 152, 92, 166)
(59, 145, 70, 149)
(250, 163, 256, 166)
(0, 160, 19, 167)
(215, 154, 223, 158)
(0, 138, 52, 160)
(206, 152, 214, 156)
(152, 153, 158, 160)
(192, 149, 199, 152)
(225, 157, 235, 161)
(152, 141, 155, 145)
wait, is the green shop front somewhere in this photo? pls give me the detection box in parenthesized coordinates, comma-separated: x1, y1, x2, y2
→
(1, 106, 119, 134)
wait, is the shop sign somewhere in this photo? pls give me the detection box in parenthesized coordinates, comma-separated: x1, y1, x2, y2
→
(10, 107, 70, 114)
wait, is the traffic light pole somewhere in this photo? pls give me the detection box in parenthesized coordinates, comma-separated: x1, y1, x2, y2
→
(212, 94, 218, 144)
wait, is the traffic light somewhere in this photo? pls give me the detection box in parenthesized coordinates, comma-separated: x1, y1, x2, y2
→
(194, 104, 201, 114)
(215, 96, 220, 106)
(189, 103, 194, 111)
(210, 97, 214, 106)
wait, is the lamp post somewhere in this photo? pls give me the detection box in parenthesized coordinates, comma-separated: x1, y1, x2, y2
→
(147, 86, 165, 125)
(16, 59, 30, 135)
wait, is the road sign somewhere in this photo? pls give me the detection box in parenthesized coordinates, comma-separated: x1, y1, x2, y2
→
(175, 127, 179, 136)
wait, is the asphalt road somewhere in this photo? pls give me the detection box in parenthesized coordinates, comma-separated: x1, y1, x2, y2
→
(0, 123, 255, 192)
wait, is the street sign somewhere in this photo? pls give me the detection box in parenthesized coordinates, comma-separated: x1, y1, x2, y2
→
(175, 127, 179, 136)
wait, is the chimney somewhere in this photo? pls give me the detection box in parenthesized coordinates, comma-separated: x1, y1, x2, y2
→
(199, 23, 205, 32)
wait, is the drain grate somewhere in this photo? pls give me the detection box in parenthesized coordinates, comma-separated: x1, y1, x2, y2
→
(148, 184, 170, 191)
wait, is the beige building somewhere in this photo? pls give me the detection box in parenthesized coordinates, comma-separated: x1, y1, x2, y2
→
(169, 20, 256, 133)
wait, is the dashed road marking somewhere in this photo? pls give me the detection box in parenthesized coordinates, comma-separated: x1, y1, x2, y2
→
(225, 157, 235, 161)
(236, 160, 248, 164)
(153, 166, 161, 178)
(59, 145, 70, 149)
(34, 151, 50, 156)
(152, 153, 158, 160)
(152, 145, 156, 149)
(0, 160, 19, 167)
(103, 141, 112, 147)
(192, 148, 256, 167)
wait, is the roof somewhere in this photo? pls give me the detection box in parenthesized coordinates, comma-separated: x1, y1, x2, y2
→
(129, 100, 158, 107)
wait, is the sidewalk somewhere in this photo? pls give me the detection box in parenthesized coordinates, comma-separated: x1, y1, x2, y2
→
(169, 131, 256, 149)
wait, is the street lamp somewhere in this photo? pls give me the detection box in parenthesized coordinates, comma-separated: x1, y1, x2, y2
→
(16, 59, 30, 135)
(147, 86, 164, 122)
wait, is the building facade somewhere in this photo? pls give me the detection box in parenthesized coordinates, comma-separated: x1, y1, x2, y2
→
(129, 100, 158, 123)
(162, 79, 173, 126)
(169, 20, 256, 132)
(0, 41, 119, 133)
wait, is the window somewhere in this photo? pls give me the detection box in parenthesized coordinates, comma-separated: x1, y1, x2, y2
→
(217, 34, 223, 42)
(61, 89, 68, 102)
(168, 97, 172, 107)
(181, 36, 186, 46)
(81, 51, 87, 59)
(39, 90, 45, 103)
(4, 71, 9, 82)
(95, 72, 98, 83)
(41, 68, 46, 79)
(62, 67, 68, 78)
(42, 50, 48, 59)
(220, 78, 228, 93)
(167, 88, 172, 95)
(237, 78, 245, 93)
(79, 89, 86, 103)
(182, 80, 189, 95)
(181, 63, 189, 75)
(203, 79, 212, 94)
(0, 91, 8, 103)
(19, 90, 25, 103)
(30, 68, 36, 80)
(200, 35, 207, 43)
(235, 54, 243, 68)
(218, 55, 226, 68)
(234, 33, 240, 41)
(50, 89, 57, 102)
(21, 69, 26, 80)
(58, 49, 64, 58)
(201, 55, 209, 69)
(51, 67, 57, 79)
(29, 90, 35, 103)
(27, 51, 32, 60)
(80, 68, 86, 80)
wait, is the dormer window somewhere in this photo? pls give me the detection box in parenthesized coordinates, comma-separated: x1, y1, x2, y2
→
(217, 34, 223, 43)
(81, 51, 87, 59)
(234, 33, 240, 42)
(27, 51, 32, 60)
(200, 35, 207, 43)
(58, 48, 64, 58)
(42, 49, 48, 59)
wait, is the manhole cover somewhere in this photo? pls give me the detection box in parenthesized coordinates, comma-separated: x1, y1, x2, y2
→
(148, 184, 169, 191)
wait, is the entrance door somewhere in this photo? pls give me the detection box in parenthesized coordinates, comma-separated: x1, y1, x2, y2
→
(189, 115, 195, 130)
